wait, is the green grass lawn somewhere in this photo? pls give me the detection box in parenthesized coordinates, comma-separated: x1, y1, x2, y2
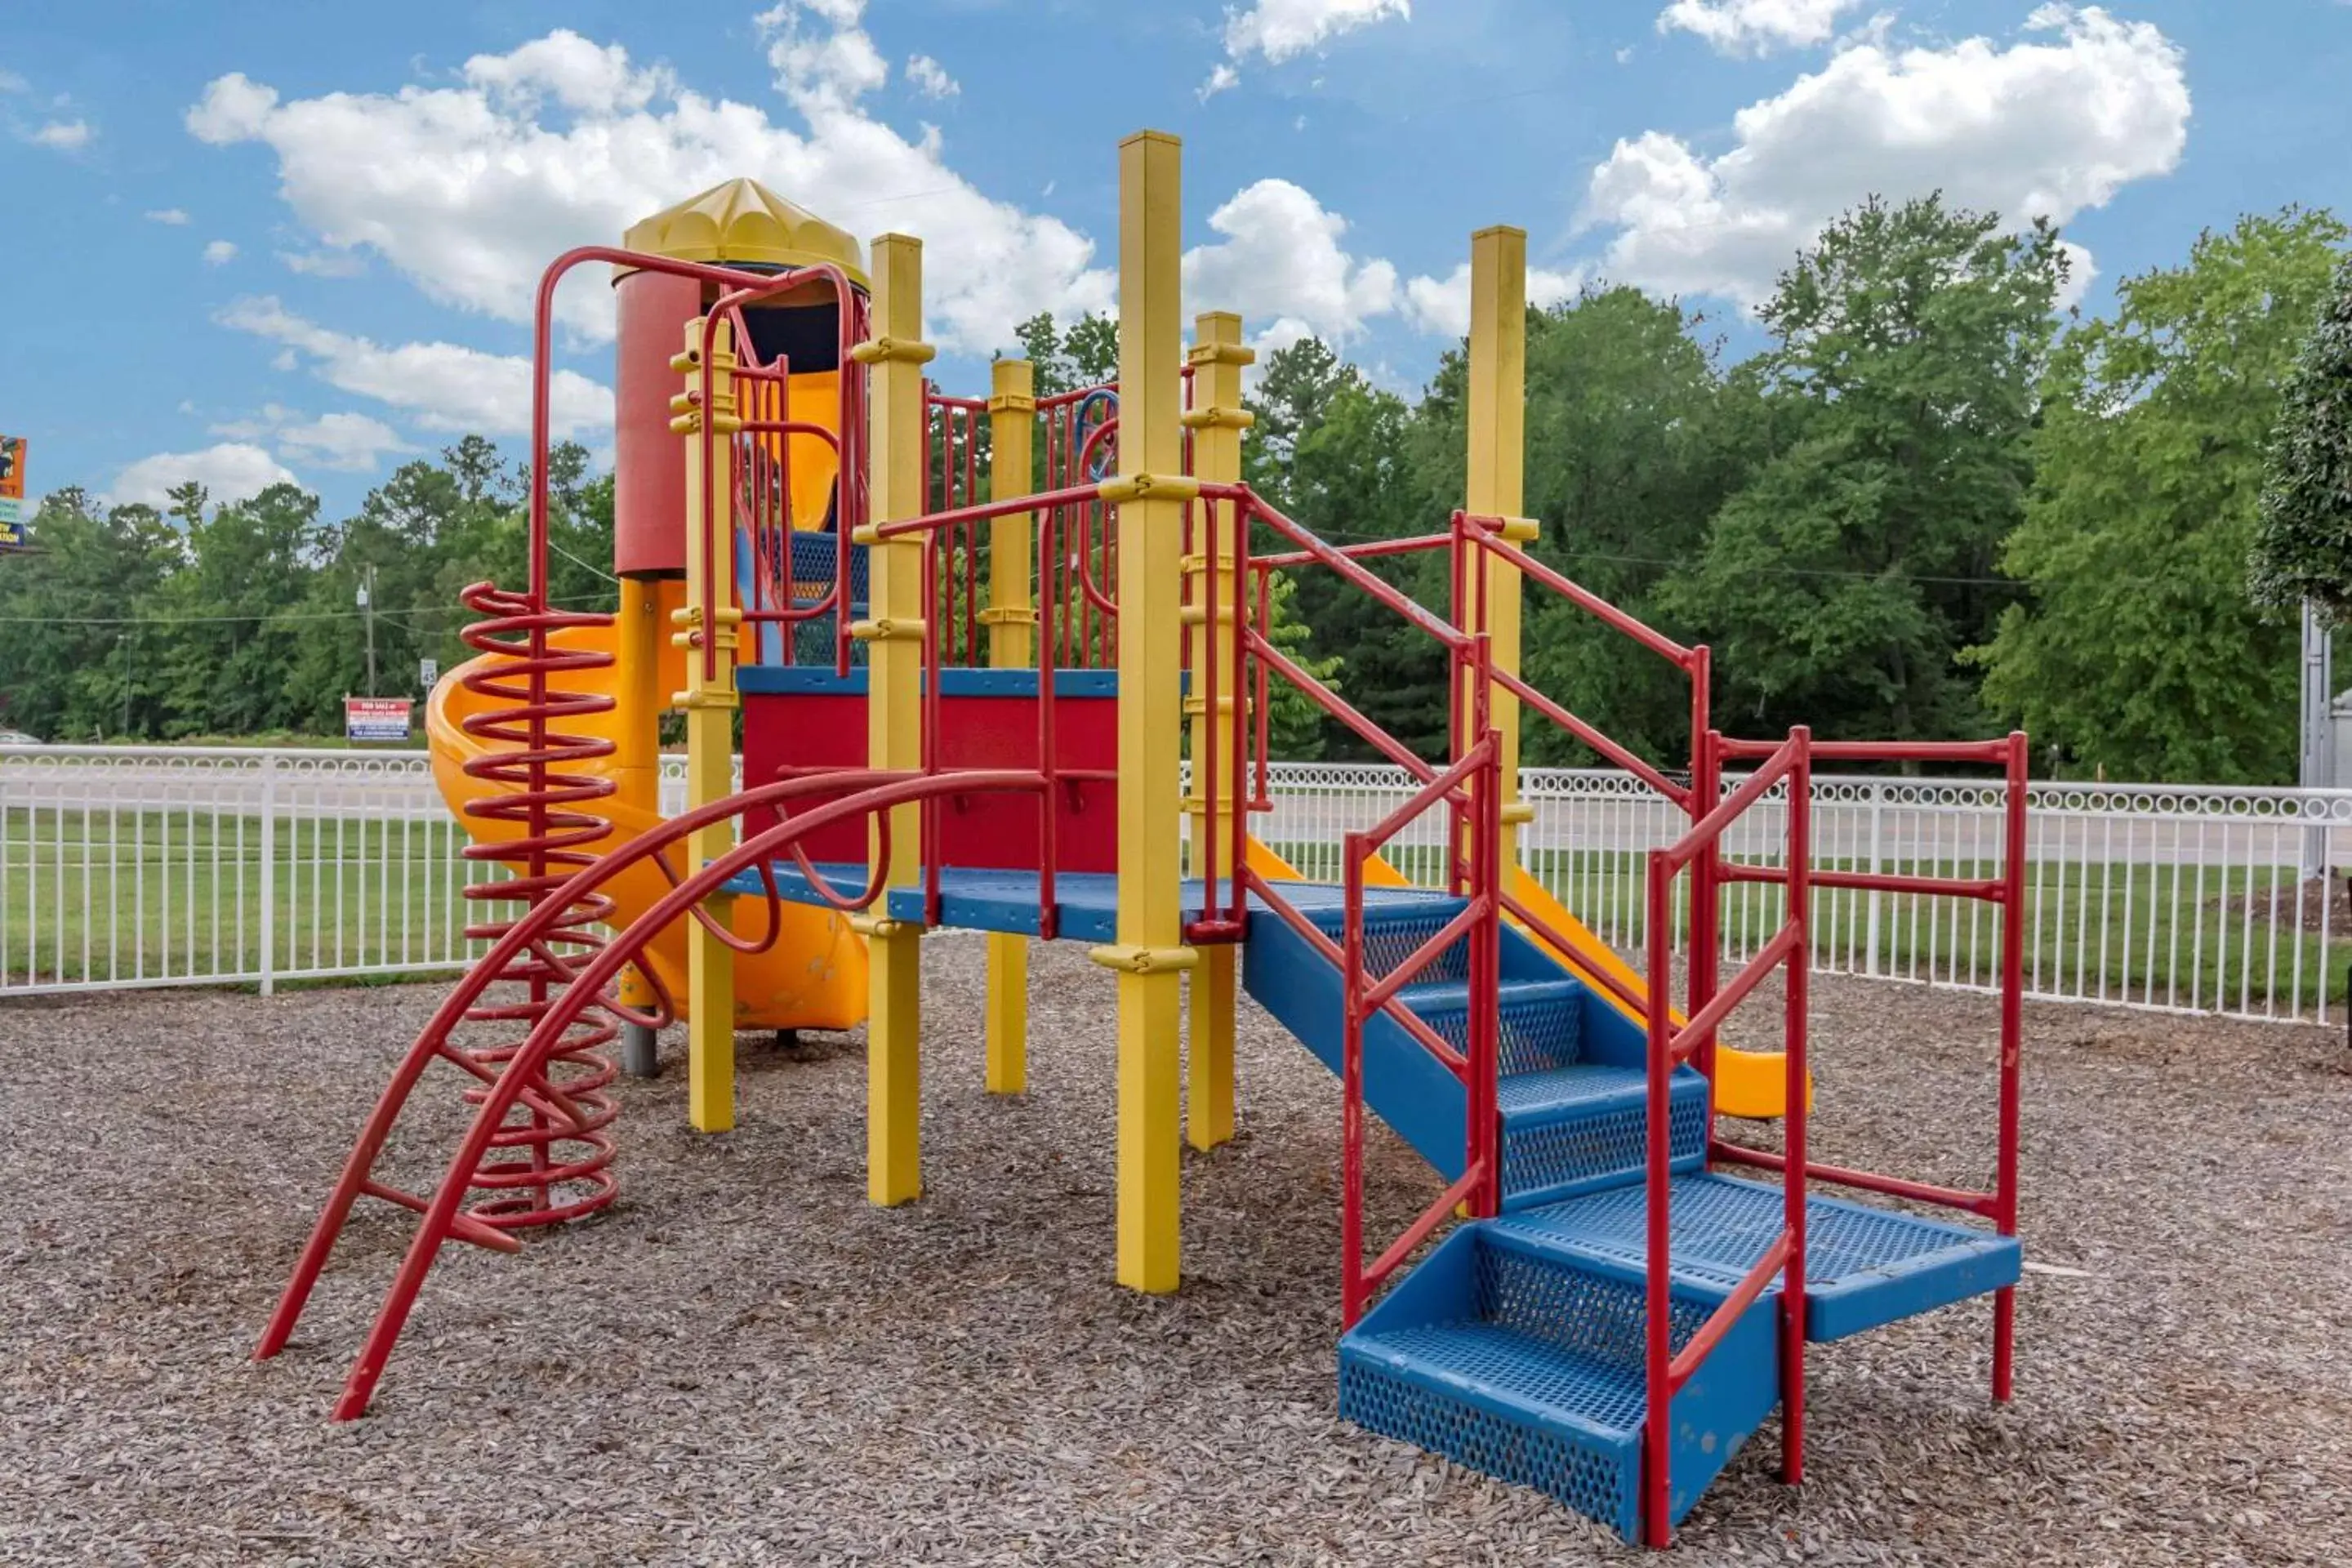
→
(1, 805, 486, 988)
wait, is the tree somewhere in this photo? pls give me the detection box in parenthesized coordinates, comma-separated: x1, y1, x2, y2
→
(1976, 208, 2350, 782)
(1401, 288, 1752, 768)
(1658, 194, 2066, 742)
(0, 488, 182, 740)
(1009, 311, 1117, 398)
(2249, 251, 2352, 621)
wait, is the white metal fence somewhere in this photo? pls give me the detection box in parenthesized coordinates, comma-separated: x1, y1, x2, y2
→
(1251, 762, 2352, 1025)
(7, 746, 2349, 1024)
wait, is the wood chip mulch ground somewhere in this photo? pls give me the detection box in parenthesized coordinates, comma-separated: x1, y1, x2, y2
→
(2, 935, 2348, 1566)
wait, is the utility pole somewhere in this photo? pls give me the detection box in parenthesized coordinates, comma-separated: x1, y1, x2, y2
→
(359, 564, 378, 696)
(118, 630, 133, 739)
(2301, 600, 2332, 880)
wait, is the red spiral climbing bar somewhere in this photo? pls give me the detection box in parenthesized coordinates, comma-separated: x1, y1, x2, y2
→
(452, 580, 627, 1227)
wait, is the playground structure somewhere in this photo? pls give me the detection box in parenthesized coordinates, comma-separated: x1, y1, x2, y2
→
(255, 135, 2029, 1546)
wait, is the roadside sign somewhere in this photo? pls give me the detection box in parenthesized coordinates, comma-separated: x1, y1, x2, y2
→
(2, 437, 29, 550)
(419, 657, 439, 688)
(344, 696, 414, 742)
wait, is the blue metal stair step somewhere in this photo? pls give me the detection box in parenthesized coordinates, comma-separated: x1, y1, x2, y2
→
(1339, 1224, 1779, 1542)
(1495, 1063, 1708, 1210)
(1488, 1171, 2022, 1341)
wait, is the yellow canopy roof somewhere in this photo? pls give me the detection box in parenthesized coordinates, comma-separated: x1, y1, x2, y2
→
(620, 179, 868, 289)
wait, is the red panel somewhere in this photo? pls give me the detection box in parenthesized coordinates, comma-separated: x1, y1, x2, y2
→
(613, 269, 703, 579)
(740, 688, 1119, 873)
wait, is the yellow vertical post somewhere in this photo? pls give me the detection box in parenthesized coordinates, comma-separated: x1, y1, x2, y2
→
(1467, 225, 1533, 867)
(982, 357, 1037, 1094)
(851, 233, 934, 1206)
(1089, 129, 1192, 1294)
(612, 575, 663, 1072)
(669, 316, 743, 1133)
(1181, 311, 1253, 1152)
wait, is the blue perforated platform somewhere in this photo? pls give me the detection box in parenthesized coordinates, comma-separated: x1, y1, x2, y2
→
(1489, 1172, 2021, 1341)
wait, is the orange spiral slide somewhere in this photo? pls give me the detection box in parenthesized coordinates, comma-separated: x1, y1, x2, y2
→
(425, 578, 866, 1031)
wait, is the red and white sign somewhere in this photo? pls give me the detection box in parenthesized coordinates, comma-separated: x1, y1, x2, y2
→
(344, 697, 414, 743)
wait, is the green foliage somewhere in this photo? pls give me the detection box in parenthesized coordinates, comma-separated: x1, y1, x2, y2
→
(1009, 310, 1119, 398)
(2250, 250, 2352, 621)
(1976, 208, 2350, 782)
(0, 439, 611, 742)
(1656, 194, 2065, 742)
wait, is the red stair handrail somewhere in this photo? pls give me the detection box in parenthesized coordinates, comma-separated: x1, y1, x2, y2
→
(1640, 728, 1813, 1547)
(1709, 730, 2029, 1405)
(1337, 731, 1503, 1326)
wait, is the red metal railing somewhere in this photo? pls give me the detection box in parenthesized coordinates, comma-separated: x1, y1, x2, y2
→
(1339, 731, 1503, 1325)
(924, 386, 990, 668)
(1194, 486, 1510, 1321)
(1638, 729, 1813, 1546)
(1709, 731, 2029, 1405)
(731, 293, 871, 674)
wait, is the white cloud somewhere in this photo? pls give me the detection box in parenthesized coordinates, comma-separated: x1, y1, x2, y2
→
(462, 31, 670, 114)
(30, 118, 91, 150)
(1173, 179, 1576, 346)
(278, 248, 368, 278)
(905, 54, 957, 100)
(0, 69, 28, 94)
(1400, 259, 1588, 340)
(185, 11, 1113, 354)
(1583, 5, 2189, 310)
(1656, 0, 1862, 56)
(106, 443, 298, 509)
(218, 296, 613, 439)
(1182, 179, 1400, 350)
(211, 404, 410, 471)
(2054, 239, 2097, 312)
(145, 207, 191, 225)
(1201, 0, 1410, 97)
(1224, 0, 1410, 65)
(203, 239, 238, 265)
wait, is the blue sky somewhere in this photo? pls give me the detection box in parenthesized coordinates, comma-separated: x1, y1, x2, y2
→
(5, 0, 2350, 519)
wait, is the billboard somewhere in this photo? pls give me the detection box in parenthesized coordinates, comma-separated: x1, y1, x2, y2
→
(0, 434, 24, 549)
(344, 697, 415, 742)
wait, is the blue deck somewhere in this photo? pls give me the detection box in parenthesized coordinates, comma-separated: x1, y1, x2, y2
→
(728, 861, 1455, 943)
(1489, 1171, 2022, 1341)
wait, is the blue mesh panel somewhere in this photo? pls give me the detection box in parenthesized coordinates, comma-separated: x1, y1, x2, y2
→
(1413, 984, 1584, 1076)
(1501, 1080, 1706, 1203)
(788, 532, 867, 608)
(1476, 1244, 1708, 1378)
(1357, 911, 1468, 987)
(1339, 1340, 1633, 1533)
